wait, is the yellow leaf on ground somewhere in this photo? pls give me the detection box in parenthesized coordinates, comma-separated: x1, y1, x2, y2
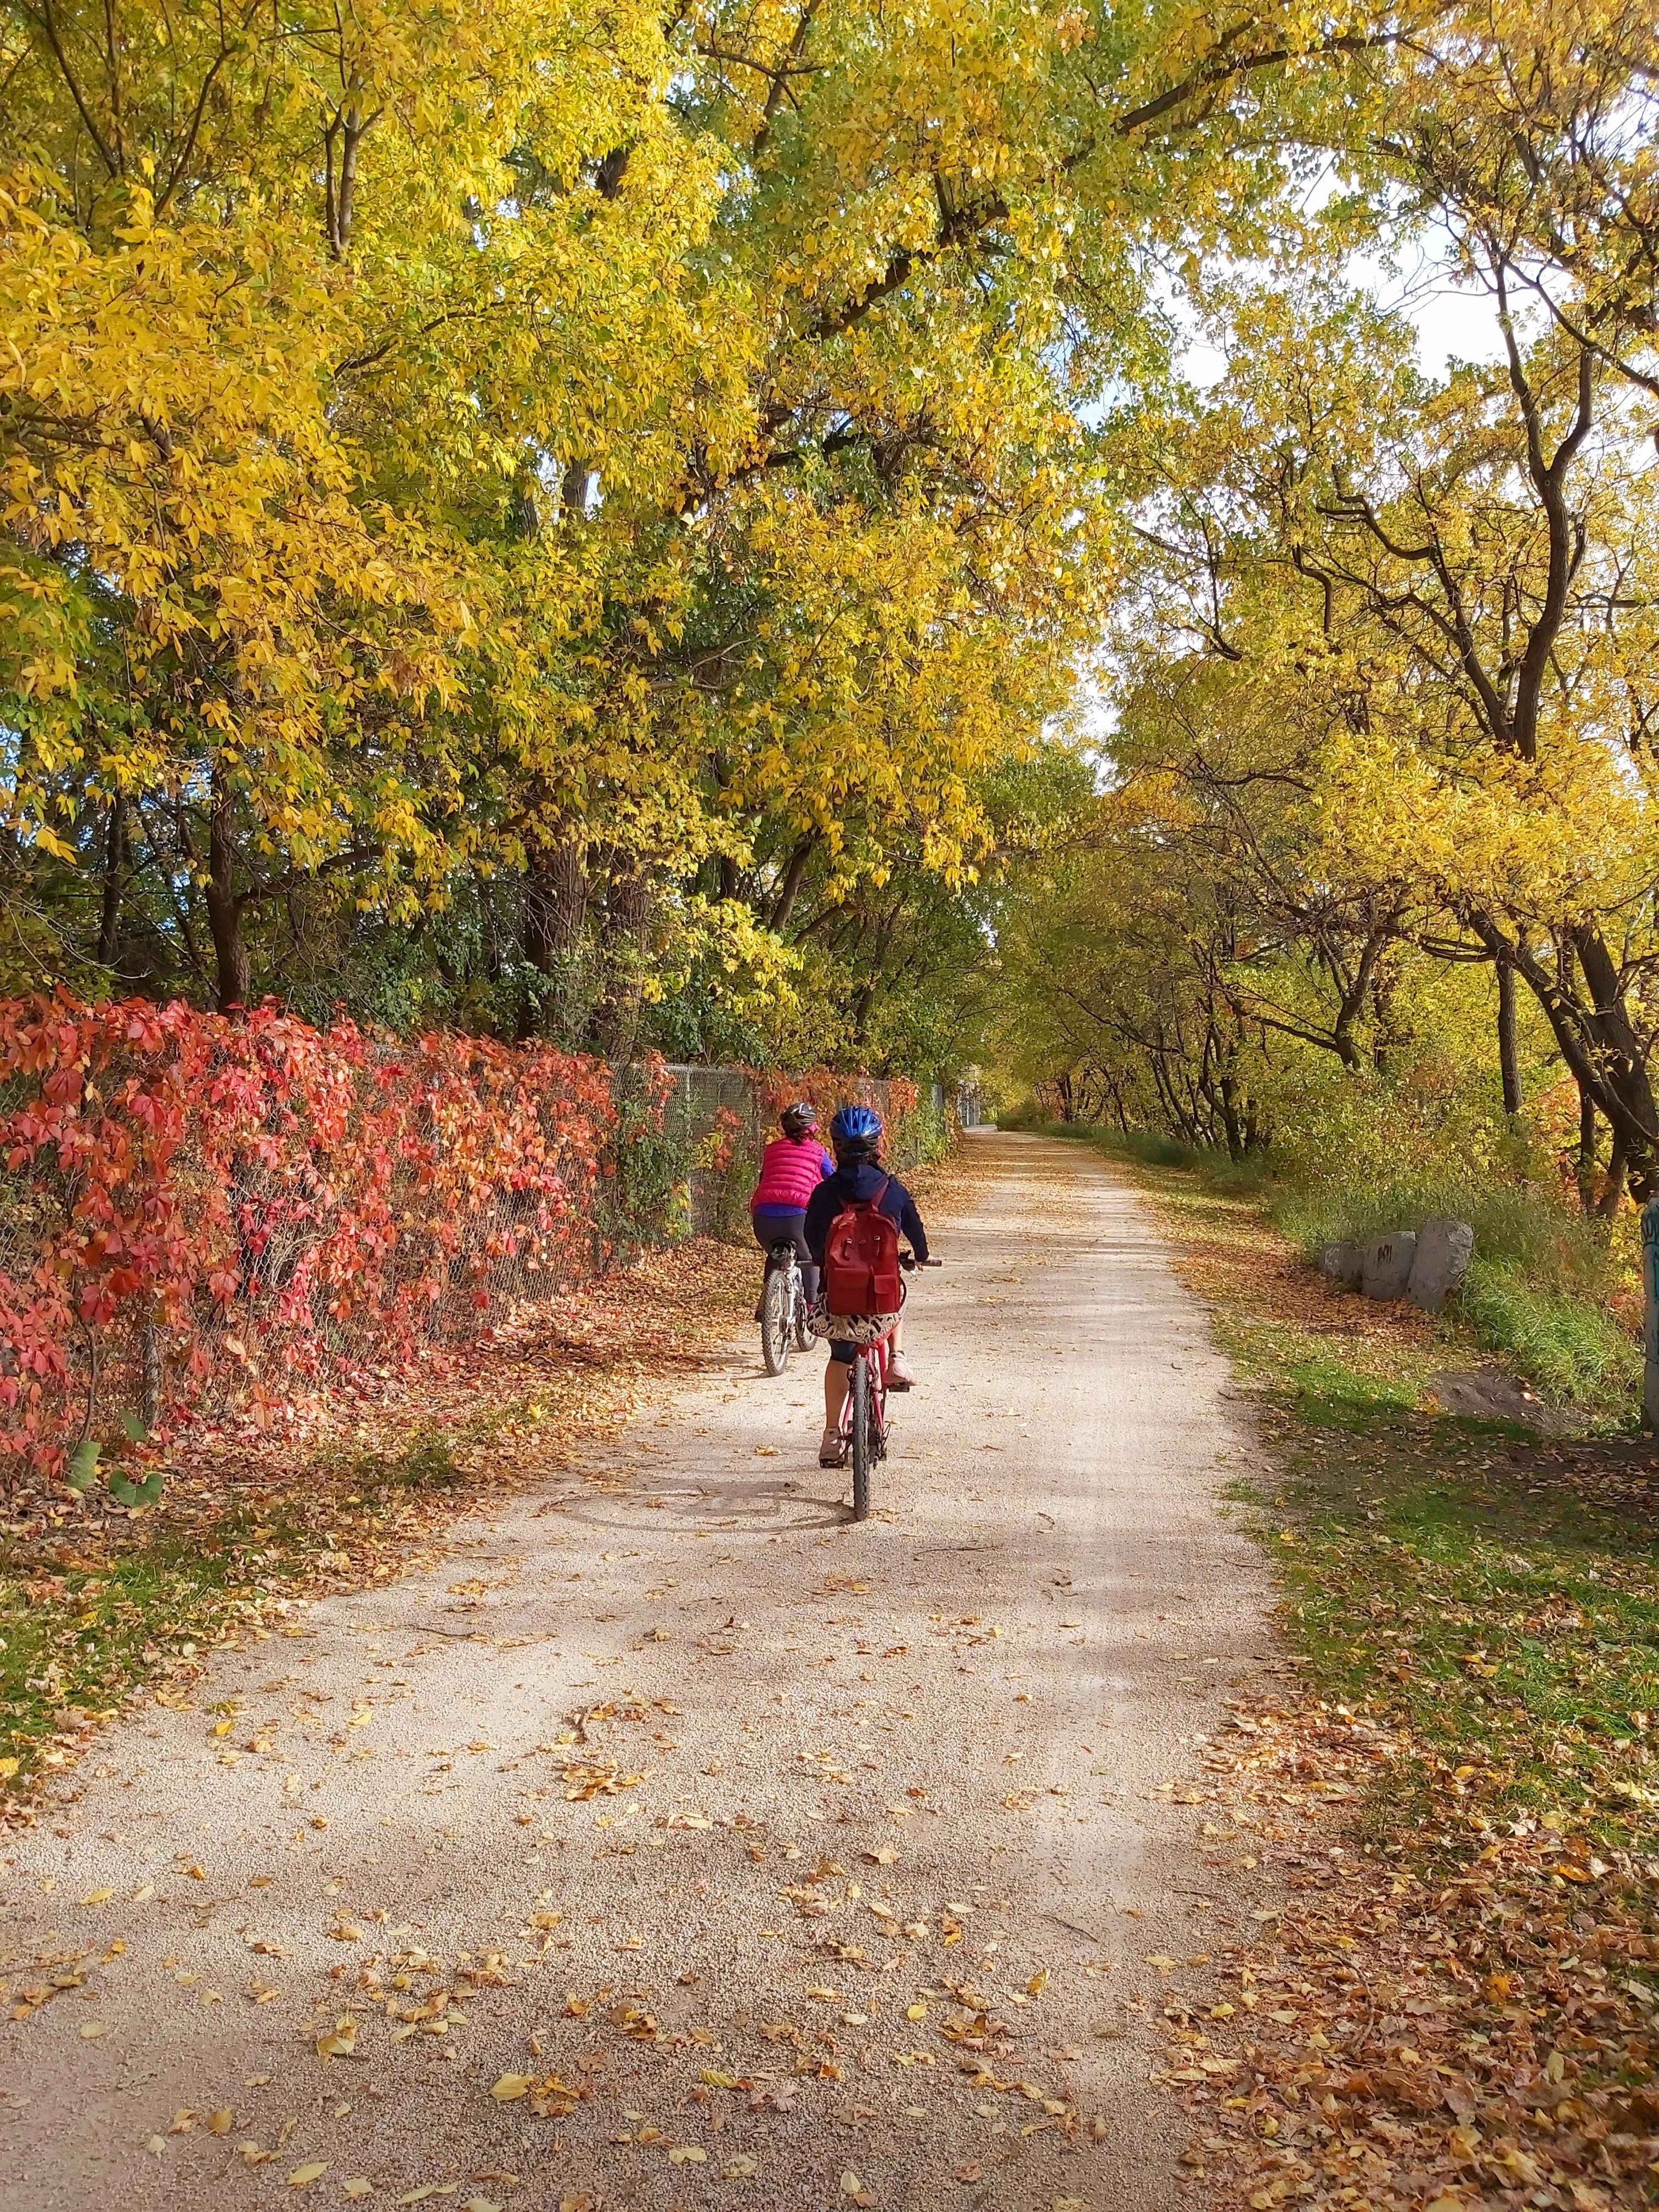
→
(80, 2021, 108, 2040)
(205, 2109, 234, 2136)
(490, 2074, 532, 2101)
(287, 2163, 329, 2188)
(667, 2146, 708, 2164)
(342, 2186, 374, 2202)
(80, 1888, 115, 1905)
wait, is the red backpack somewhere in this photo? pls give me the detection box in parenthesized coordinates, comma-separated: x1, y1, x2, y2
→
(822, 1176, 904, 1316)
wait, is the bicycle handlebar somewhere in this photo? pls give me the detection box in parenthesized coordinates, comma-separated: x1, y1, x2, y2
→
(900, 1253, 942, 1269)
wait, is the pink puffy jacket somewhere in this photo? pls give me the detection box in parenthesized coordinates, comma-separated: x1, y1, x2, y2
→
(751, 1134, 834, 1212)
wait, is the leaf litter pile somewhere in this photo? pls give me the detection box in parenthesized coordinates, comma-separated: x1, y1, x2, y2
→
(0, 1239, 751, 1814)
(1132, 1164, 1659, 2210)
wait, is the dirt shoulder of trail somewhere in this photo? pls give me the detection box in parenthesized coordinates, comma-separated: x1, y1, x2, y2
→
(1, 1237, 754, 1823)
(1114, 1150, 1659, 2212)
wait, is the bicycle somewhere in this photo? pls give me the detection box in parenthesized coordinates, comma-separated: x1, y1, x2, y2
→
(760, 1239, 814, 1376)
(837, 1252, 939, 1520)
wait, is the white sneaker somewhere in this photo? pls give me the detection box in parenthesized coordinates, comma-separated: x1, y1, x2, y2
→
(887, 1352, 916, 1391)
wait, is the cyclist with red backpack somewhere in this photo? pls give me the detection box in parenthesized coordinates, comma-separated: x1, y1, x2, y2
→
(804, 1104, 929, 1467)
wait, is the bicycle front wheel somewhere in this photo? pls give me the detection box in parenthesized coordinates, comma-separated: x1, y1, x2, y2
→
(761, 1268, 792, 1375)
(850, 1355, 873, 1520)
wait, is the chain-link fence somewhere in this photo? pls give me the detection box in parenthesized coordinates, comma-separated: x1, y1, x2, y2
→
(0, 1000, 956, 1486)
(652, 1066, 950, 1240)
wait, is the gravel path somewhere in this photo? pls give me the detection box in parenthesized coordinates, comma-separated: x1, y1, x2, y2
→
(2, 1132, 1278, 2211)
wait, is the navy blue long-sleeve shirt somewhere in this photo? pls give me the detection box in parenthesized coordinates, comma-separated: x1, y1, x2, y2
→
(804, 1161, 929, 1268)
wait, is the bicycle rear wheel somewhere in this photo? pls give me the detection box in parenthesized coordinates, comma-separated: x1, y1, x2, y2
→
(761, 1266, 792, 1375)
(850, 1356, 873, 1520)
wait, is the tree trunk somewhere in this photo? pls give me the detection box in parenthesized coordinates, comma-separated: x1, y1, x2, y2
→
(97, 790, 128, 970)
(1218, 1068, 1244, 1161)
(1474, 909, 1659, 1200)
(204, 771, 250, 1013)
(769, 832, 819, 932)
(525, 840, 588, 968)
(1496, 955, 1521, 1115)
(591, 866, 652, 1063)
(520, 836, 588, 1040)
(1599, 1133, 1628, 1222)
(1576, 1085, 1599, 1215)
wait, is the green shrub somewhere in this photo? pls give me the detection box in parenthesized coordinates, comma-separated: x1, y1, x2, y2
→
(1025, 1105, 1638, 1414)
(1457, 1261, 1639, 1407)
(1268, 1166, 1634, 1410)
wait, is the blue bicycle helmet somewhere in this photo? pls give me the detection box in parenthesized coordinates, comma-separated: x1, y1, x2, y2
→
(830, 1103, 883, 1155)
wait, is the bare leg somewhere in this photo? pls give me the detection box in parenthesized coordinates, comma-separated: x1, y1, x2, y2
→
(886, 1314, 915, 1389)
(823, 1356, 850, 1426)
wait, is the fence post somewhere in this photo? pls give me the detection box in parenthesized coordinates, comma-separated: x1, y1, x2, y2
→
(1644, 1198, 1659, 1431)
(142, 1314, 161, 1432)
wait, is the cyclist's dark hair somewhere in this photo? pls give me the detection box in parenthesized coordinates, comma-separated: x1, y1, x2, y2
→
(833, 1136, 879, 1164)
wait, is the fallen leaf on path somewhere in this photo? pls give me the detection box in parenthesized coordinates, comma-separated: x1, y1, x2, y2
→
(286, 2163, 329, 2188)
(80, 1887, 115, 1905)
(315, 2017, 359, 2059)
(562, 1759, 644, 1800)
(342, 2185, 373, 2202)
(667, 2145, 707, 2164)
(79, 2021, 107, 2039)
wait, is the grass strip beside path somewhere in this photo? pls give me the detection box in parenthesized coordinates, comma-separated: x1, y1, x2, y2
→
(1113, 1152, 1659, 2212)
